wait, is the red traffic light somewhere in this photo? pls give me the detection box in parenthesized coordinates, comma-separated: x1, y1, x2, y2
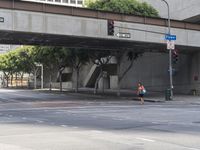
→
(107, 20, 114, 36)
(172, 49, 178, 64)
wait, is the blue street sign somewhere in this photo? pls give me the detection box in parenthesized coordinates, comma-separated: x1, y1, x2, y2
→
(165, 34, 176, 41)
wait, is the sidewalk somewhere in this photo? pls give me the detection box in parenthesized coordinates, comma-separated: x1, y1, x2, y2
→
(36, 88, 166, 102)
(35, 87, 200, 104)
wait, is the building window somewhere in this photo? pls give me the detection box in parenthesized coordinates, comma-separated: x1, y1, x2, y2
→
(70, 0, 76, 4)
(55, 0, 61, 2)
(77, 0, 82, 4)
(63, 0, 69, 3)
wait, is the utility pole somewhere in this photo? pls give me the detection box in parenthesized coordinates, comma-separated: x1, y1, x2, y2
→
(161, 0, 173, 100)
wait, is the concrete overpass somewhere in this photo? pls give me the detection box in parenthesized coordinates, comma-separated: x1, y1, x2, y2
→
(0, 0, 200, 52)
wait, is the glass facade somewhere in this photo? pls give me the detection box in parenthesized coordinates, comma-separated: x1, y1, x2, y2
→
(22, 0, 84, 7)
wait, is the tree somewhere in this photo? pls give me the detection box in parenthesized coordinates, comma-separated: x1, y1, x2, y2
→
(85, 0, 157, 96)
(19, 46, 40, 89)
(17, 48, 33, 86)
(85, 0, 159, 17)
(0, 54, 11, 87)
(53, 47, 69, 92)
(0, 47, 35, 88)
(113, 50, 143, 96)
(0, 51, 20, 87)
(66, 48, 90, 93)
(32, 46, 59, 91)
(10, 47, 34, 87)
(88, 49, 111, 94)
(32, 46, 71, 92)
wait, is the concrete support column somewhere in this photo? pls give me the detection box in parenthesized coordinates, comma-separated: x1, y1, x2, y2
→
(98, 77, 109, 90)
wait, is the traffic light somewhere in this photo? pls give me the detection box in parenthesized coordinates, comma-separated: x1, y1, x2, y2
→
(172, 49, 178, 64)
(107, 20, 114, 36)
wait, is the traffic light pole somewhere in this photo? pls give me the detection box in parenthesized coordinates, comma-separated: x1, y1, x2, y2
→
(162, 0, 173, 100)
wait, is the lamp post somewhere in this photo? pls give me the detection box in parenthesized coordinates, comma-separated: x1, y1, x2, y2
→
(161, 0, 173, 100)
(35, 63, 44, 89)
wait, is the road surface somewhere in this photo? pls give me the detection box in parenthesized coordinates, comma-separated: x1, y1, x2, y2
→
(0, 89, 200, 150)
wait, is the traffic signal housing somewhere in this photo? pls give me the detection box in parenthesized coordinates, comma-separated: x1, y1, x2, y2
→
(172, 49, 178, 64)
(107, 20, 114, 36)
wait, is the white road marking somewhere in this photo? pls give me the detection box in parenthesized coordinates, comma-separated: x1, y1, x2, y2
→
(135, 137, 155, 142)
(90, 130, 103, 133)
(36, 120, 44, 123)
(0, 143, 33, 150)
(187, 147, 200, 150)
(72, 127, 78, 129)
(113, 118, 125, 121)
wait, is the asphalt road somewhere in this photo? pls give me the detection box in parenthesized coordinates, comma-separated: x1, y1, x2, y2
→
(0, 88, 200, 150)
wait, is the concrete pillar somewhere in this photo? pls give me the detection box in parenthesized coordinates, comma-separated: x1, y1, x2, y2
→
(110, 75, 118, 89)
(98, 77, 109, 90)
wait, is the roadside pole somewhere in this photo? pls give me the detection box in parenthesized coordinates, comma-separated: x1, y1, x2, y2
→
(162, 0, 173, 100)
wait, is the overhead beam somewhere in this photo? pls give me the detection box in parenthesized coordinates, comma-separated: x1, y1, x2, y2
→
(0, 0, 200, 31)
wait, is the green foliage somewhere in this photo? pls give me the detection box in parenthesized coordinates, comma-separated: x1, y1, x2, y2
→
(0, 46, 90, 77)
(85, 0, 159, 17)
(127, 51, 143, 61)
(32, 46, 61, 69)
(88, 49, 111, 65)
(66, 48, 90, 69)
(0, 46, 33, 75)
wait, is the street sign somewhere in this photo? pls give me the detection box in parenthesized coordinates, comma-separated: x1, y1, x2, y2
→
(116, 32, 131, 38)
(165, 34, 176, 41)
(167, 40, 175, 50)
(168, 68, 177, 76)
(0, 17, 4, 23)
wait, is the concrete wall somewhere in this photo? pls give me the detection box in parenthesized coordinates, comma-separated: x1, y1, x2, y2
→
(119, 52, 169, 91)
(40, 50, 200, 94)
(118, 51, 199, 94)
(142, 0, 200, 21)
(76, 51, 200, 94)
(184, 52, 200, 94)
(0, 9, 200, 48)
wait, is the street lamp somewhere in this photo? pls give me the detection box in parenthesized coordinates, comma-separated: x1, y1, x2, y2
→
(161, 0, 173, 100)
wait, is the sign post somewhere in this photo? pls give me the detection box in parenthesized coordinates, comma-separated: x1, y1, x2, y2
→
(164, 34, 176, 100)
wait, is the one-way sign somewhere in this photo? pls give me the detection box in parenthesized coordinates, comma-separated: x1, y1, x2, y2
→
(116, 32, 131, 38)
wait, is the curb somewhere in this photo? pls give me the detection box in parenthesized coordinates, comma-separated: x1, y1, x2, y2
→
(35, 89, 165, 102)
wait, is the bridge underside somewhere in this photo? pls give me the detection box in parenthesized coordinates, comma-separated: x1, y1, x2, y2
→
(0, 30, 198, 53)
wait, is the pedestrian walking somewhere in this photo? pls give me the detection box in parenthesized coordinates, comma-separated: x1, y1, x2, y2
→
(137, 82, 146, 104)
